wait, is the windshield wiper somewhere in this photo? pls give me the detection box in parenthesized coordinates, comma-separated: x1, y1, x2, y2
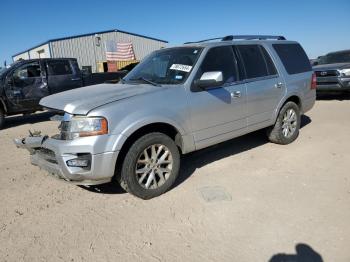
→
(129, 77, 161, 87)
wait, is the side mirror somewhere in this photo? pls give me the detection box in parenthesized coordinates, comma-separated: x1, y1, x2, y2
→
(194, 71, 223, 89)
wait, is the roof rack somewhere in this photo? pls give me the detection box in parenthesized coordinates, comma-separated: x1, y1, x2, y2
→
(184, 35, 286, 44)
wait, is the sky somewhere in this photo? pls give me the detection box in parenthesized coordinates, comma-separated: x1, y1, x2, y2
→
(1, 0, 349, 66)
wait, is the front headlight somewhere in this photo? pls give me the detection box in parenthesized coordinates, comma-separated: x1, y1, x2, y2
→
(339, 68, 350, 77)
(60, 116, 108, 140)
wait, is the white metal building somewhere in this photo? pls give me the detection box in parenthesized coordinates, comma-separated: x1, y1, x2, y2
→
(12, 29, 167, 72)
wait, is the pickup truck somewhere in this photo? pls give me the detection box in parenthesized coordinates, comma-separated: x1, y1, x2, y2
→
(312, 49, 350, 94)
(0, 58, 127, 128)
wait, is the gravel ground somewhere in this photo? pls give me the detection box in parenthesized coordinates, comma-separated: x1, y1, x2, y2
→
(0, 97, 349, 262)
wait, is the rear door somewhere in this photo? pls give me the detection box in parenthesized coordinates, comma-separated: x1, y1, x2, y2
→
(46, 59, 83, 94)
(236, 44, 285, 128)
(4, 61, 49, 110)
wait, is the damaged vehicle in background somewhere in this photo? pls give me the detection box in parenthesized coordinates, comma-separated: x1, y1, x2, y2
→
(15, 35, 315, 199)
(313, 49, 350, 94)
(0, 58, 128, 129)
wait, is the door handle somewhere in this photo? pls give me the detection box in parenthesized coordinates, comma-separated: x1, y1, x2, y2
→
(231, 91, 241, 98)
(274, 82, 283, 88)
(71, 78, 81, 81)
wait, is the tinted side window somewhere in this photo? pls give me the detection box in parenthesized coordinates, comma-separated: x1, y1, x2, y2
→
(237, 45, 269, 79)
(198, 46, 238, 84)
(273, 44, 311, 74)
(47, 60, 73, 75)
(261, 47, 278, 75)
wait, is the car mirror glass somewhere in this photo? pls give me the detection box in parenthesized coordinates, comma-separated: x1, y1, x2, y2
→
(194, 71, 223, 89)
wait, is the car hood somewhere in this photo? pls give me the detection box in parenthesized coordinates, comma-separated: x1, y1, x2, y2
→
(40, 83, 164, 115)
(313, 63, 350, 71)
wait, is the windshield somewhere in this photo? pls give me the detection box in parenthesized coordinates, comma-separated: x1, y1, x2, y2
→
(318, 51, 350, 65)
(124, 47, 203, 85)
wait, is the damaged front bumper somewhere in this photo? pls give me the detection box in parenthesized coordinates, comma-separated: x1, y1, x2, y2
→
(14, 134, 120, 186)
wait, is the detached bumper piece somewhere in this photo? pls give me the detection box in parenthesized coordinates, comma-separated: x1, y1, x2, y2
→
(13, 135, 111, 185)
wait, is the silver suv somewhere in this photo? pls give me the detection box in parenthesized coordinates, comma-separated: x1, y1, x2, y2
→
(15, 35, 316, 199)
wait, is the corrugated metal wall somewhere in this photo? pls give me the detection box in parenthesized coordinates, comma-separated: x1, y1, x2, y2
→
(13, 43, 51, 61)
(50, 31, 166, 72)
(13, 52, 30, 61)
(28, 43, 51, 59)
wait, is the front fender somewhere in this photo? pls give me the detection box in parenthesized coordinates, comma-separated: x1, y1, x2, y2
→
(89, 105, 194, 152)
(109, 114, 190, 152)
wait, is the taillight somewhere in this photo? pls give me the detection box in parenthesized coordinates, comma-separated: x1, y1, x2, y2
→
(311, 73, 317, 89)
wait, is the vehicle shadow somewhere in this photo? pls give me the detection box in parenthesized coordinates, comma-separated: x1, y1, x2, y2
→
(79, 182, 125, 194)
(80, 115, 311, 195)
(317, 92, 350, 101)
(268, 243, 323, 262)
(3, 111, 55, 130)
(174, 114, 311, 190)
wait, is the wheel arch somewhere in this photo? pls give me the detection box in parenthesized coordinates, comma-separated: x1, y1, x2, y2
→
(274, 94, 302, 121)
(113, 122, 186, 181)
(283, 95, 302, 109)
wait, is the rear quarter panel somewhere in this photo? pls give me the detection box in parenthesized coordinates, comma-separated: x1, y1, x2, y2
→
(264, 42, 315, 117)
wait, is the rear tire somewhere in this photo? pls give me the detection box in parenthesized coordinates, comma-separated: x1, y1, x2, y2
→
(0, 108, 5, 129)
(118, 132, 180, 199)
(267, 101, 301, 145)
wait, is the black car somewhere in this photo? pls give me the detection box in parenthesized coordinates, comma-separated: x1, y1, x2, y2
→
(312, 50, 350, 94)
(0, 58, 128, 128)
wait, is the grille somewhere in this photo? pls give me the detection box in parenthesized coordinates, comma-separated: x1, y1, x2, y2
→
(315, 70, 339, 77)
(317, 82, 339, 85)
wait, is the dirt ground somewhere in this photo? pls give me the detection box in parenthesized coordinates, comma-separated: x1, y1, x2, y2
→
(0, 97, 349, 262)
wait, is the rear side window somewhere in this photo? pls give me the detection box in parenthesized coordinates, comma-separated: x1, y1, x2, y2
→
(260, 47, 278, 75)
(47, 60, 73, 75)
(237, 45, 277, 79)
(273, 44, 311, 74)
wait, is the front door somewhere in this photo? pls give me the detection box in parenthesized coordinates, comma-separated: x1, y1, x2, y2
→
(4, 61, 49, 111)
(187, 45, 246, 149)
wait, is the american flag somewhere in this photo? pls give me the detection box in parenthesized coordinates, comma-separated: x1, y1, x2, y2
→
(105, 41, 135, 61)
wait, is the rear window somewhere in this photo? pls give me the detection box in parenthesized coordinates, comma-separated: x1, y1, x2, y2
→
(47, 60, 73, 75)
(237, 45, 277, 79)
(273, 44, 311, 74)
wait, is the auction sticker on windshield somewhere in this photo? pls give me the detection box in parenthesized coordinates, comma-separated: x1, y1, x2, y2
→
(170, 64, 192, 72)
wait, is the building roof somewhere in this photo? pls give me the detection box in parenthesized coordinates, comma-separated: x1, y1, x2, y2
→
(12, 29, 168, 58)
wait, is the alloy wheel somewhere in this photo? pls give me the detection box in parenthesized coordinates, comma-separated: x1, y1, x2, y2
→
(282, 108, 297, 138)
(135, 144, 173, 189)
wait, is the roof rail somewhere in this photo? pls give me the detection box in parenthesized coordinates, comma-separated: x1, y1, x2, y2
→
(184, 35, 286, 44)
(184, 37, 224, 44)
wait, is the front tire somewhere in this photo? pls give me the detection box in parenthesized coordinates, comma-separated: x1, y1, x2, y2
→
(0, 108, 5, 129)
(119, 132, 180, 199)
(267, 101, 301, 145)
